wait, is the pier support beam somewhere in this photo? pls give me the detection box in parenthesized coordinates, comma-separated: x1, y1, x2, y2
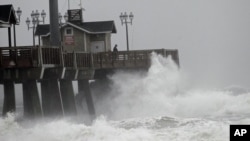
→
(22, 80, 42, 118)
(78, 79, 96, 119)
(2, 81, 15, 116)
(41, 79, 63, 117)
(60, 80, 77, 116)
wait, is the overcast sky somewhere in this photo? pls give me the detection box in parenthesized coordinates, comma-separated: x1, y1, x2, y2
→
(1, 0, 250, 89)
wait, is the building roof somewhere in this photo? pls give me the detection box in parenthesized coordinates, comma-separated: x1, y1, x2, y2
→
(35, 20, 117, 36)
(76, 21, 117, 33)
(35, 24, 50, 36)
(0, 4, 17, 28)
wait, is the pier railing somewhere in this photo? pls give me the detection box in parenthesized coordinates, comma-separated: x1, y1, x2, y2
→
(41, 48, 61, 66)
(63, 52, 92, 68)
(92, 49, 179, 69)
(0, 47, 179, 69)
(93, 50, 151, 69)
(0, 46, 39, 68)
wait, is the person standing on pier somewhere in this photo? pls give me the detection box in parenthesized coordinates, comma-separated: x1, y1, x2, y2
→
(113, 44, 118, 52)
(113, 44, 118, 61)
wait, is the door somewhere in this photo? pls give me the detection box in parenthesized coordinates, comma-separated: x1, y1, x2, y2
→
(90, 41, 105, 53)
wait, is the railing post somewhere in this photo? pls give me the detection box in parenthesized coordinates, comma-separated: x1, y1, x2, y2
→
(44, 48, 47, 65)
(90, 53, 94, 68)
(134, 51, 137, 65)
(60, 46, 64, 67)
(123, 52, 126, 66)
(30, 47, 33, 66)
(175, 50, 180, 67)
(162, 49, 166, 57)
(146, 51, 149, 67)
(14, 48, 17, 65)
(47, 48, 49, 64)
(38, 46, 43, 67)
(73, 51, 77, 69)
(100, 53, 102, 68)
(0, 49, 2, 67)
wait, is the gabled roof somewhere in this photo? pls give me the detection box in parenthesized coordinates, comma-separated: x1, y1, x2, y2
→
(76, 21, 117, 33)
(35, 20, 117, 36)
(0, 4, 17, 28)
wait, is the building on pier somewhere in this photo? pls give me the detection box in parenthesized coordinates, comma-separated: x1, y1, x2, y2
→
(35, 9, 117, 53)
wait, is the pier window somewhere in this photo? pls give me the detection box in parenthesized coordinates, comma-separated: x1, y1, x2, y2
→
(65, 27, 73, 36)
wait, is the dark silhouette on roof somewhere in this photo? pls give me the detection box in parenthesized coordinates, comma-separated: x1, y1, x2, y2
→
(0, 5, 17, 27)
(35, 21, 117, 36)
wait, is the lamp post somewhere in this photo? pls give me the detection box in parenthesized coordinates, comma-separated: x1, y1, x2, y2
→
(64, 12, 68, 22)
(58, 12, 68, 67)
(58, 12, 62, 25)
(16, 7, 22, 22)
(26, 10, 46, 47)
(120, 12, 134, 51)
(13, 7, 22, 47)
(58, 12, 68, 25)
(58, 12, 69, 45)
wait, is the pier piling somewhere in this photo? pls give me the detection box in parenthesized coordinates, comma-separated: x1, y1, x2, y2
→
(60, 80, 77, 116)
(41, 79, 63, 117)
(22, 80, 42, 118)
(78, 79, 96, 119)
(2, 81, 15, 116)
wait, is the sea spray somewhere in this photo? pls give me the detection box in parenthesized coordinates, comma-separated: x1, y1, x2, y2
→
(94, 53, 181, 119)
(94, 53, 250, 120)
(172, 89, 250, 118)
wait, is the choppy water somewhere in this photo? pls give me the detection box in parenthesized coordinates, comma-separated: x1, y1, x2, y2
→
(1, 53, 250, 141)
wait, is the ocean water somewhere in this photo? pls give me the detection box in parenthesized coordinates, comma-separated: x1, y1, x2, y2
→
(1, 53, 250, 141)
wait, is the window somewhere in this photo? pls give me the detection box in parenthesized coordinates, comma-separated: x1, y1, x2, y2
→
(65, 27, 73, 35)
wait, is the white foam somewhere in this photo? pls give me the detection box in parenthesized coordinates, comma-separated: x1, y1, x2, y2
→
(0, 114, 235, 141)
(0, 115, 155, 141)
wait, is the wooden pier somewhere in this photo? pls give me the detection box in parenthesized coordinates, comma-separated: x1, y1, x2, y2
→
(0, 46, 179, 118)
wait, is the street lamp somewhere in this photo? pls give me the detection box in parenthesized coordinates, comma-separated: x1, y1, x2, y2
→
(25, 17, 35, 46)
(58, 12, 69, 50)
(16, 7, 22, 23)
(13, 7, 22, 48)
(64, 12, 68, 22)
(26, 10, 46, 46)
(58, 12, 62, 24)
(36, 10, 46, 24)
(58, 12, 69, 25)
(120, 12, 134, 51)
